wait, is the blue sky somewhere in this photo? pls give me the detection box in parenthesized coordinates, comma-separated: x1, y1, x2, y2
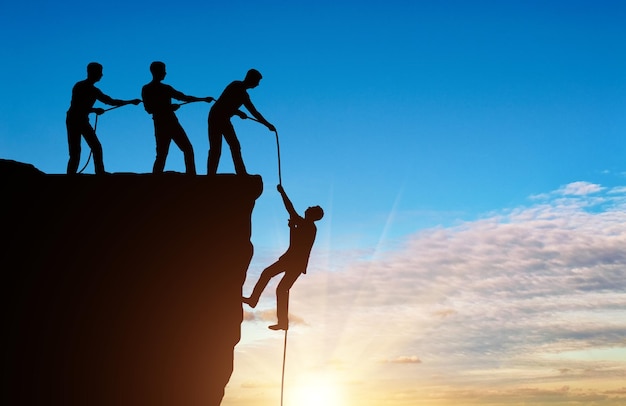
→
(2, 1, 626, 405)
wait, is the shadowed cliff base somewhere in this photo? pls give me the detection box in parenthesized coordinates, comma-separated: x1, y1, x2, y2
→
(1, 159, 262, 406)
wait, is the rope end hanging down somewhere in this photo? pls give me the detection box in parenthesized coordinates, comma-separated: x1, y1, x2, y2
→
(78, 113, 99, 174)
(281, 328, 288, 406)
(78, 102, 140, 174)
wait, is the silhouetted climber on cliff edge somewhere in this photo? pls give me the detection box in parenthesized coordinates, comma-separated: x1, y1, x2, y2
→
(66, 62, 141, 175)
(207, 69, 275, 175)
(243, 184, 323, 330)
(142, 61, 214, 175)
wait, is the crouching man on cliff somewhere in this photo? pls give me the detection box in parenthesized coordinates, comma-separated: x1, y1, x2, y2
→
(243, 184, 324, 330)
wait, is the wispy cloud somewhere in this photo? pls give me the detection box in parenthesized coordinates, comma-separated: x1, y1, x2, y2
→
(557, 181, 604, 196)
(243, 309, 307, 326)
(380, 356, 422, 364)
(530, 180, 605, 199)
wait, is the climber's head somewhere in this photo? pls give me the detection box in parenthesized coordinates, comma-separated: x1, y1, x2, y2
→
(305, 206, 324, 222)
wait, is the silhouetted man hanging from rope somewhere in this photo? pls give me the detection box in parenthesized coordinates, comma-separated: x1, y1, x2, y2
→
(207, 69, 275, 176)
(142, 61, 213, 175)
(66, 62, 140, 175)
(243, 185, 324, 330)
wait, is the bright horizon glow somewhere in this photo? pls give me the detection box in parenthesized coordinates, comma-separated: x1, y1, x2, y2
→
(287, 374, 345, 406)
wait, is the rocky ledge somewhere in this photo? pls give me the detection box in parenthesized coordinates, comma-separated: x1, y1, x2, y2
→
(1, 159, 262, 406)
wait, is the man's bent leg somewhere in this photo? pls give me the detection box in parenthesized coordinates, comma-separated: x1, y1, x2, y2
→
(207, 124, 223, 175)
(223, 128, 247, 175)
(66, 122, 82, 175)
(82, 125, 105, 174)
(172, 125, 196, 175)
(153, 124, 171, 174)
(273, 270, 301, 330)
(244, 261, 285, 308)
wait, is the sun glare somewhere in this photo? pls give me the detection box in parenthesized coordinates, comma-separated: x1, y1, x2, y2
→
(289, 376, 344, 406)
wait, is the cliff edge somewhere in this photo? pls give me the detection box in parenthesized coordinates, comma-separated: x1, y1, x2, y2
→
(1, 159, 262, 406)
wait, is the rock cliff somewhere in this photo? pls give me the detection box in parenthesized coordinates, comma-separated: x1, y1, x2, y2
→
(1, 159, 262, 406)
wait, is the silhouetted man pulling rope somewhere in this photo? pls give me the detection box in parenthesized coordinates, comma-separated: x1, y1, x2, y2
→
(142, 61, 213, 175)
(66, 62, 140, 175)
(207, 69, 275, 176)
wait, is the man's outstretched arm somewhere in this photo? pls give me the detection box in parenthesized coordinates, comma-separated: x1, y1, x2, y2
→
(98, 91, 140, 108)
(277, 184, 299, 219)
(171, 88, 214, 104)
(243, 100, 275, 131)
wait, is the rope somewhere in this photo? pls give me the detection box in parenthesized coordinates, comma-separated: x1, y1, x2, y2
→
(281, 328, 288, 406)
(76, 99, 207, 174)
(172, 99, 210, 108)
(243, 118, 286, 404)
(274, 129, 282, 186)
(245, 116, 282, 185)
(78, 114, 97, 174)
(172, 100, 194, 108)
(78, 104, 132, 174)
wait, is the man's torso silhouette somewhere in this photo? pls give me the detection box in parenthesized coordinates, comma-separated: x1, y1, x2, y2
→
(142, 82, 179, 119)
(280, 216, 317, 274)
(67, 80, 105, 118)
(210, 80, 250, 119)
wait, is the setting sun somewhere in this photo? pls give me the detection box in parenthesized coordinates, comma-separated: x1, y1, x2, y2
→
(288, 376, 344, 406)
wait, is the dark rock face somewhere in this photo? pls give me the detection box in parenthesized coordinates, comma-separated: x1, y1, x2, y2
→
(1, 160, 262, 406)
